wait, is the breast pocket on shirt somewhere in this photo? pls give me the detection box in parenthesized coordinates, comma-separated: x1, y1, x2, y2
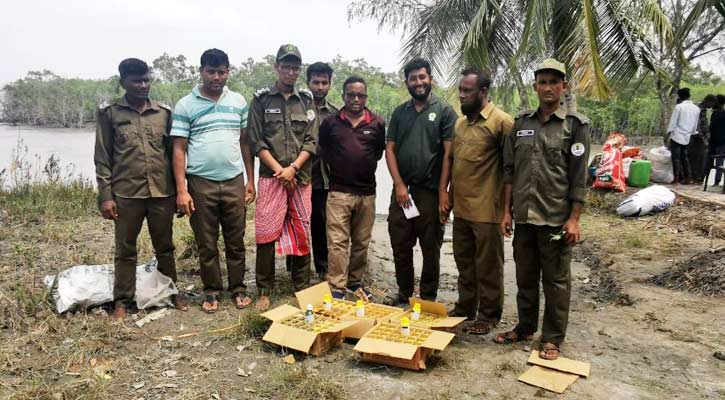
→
(544, 133, 569, 165)
(115, 123, 138, 149)
(514, 136, 534, 162)
(454, 138, 487, 162)
(290, 113, 309, 135)
(264, 113, 284, 134)
(147, 125, 167, 151)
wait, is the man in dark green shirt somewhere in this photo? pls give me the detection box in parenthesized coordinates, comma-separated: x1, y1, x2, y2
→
(385, 58, 458, 304)
(495, 59, 590, 361)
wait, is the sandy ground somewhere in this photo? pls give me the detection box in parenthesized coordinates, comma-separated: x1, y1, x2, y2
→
(1, 188, 725, 399)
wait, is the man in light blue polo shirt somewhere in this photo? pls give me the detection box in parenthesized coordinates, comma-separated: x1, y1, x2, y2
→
(171, 48, 256, 314)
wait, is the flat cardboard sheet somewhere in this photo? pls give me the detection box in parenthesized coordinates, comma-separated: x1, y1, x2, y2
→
(518, 366, 579, 394)
(260, 304, 300, 322)
(527, 351, 591, 377)
(420, 329, 455, 350)
(354, 337, 419, 360)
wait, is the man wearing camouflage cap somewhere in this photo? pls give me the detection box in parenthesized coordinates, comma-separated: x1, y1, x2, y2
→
(495, 59, 590, 361)
(248, 44, 316, 310)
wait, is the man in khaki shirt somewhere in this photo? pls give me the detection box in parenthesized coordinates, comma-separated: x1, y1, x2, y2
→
(443, 68, 513, 335)
(94, 58, 187, 319)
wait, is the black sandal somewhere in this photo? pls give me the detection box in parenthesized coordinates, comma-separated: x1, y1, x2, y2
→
(202, 294, 219, 314)
(231, 292, 252, 309)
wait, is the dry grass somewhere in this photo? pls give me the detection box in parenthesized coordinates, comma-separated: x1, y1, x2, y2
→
(253, 362, 347, 400)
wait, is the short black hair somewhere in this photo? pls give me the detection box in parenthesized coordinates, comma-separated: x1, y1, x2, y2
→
(343, 76, 367, 93)
(461, 68, 491, 91)
(118, 58, 149, 79)
(703, 94, 717, 104)
(717, 94, 725, 107)
(677, 87, 691, 100)
(306, 62, 334, 83)
(200, 48, 230, 68)
(403, 58, 432, 79)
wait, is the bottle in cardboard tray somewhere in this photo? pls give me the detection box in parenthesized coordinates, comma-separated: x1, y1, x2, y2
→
(401, 317, 411, 336)
(323, 294, 332, 311)
(356, 300, 365, 317)
(305, 304, 314, 324)
(411, 303, 421, 321)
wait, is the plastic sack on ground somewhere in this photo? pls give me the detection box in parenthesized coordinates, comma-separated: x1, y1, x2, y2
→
(43, 259, 177, 313)
(616, 185, 676, 217)
(593, 141, 626, 192)
(648, 146, 674, 183)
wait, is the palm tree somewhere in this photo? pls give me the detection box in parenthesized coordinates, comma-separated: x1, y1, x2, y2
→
(349, 0, 674, 111)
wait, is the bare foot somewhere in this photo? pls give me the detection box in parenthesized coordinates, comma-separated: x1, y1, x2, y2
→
(254, 295, 270, 311)
(172, 294, 189, 311)
(112, 304, 127, 321)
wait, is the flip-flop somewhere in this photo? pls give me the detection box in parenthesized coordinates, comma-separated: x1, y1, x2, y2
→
(231, 292, 252, 309)
(464, 320, 495, 335)
(539, 342, 561, 360)
(202, 294, 219, 314)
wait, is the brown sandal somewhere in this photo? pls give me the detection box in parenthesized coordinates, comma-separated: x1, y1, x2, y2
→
(539, 342, 560, 360)
(493, 330, 534, 344)
(465, 320, 496, 335)
(201, 294, 219, 314)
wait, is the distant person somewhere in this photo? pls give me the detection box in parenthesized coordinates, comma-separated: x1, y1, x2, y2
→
(707, 94, 725, 186)
(248, 44, 316, 311)
(443, 68, 513, 334)
(691, 95, 717, 183)
(384, 58, 457, 305)
(171, 49, 256, 313)
(94, 58, 187, 320)
(496, 59, 590, 361)
(318, 76, 385, 300)
(285, 62, 339, 281)
(667, 88, 701, 184)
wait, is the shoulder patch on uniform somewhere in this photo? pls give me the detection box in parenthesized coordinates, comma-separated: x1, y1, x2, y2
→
(567, 112, 590, 124)
(98, 100, 111, 110)
(298, 88, 313, 99)
(253, 88, 270, 98)
(571, 142, 586, 157)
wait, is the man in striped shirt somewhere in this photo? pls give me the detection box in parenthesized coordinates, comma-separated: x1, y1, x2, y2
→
(171, 49, 256, 313)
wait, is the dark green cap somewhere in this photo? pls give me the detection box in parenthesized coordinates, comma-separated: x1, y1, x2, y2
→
(276, 44, 302, 62)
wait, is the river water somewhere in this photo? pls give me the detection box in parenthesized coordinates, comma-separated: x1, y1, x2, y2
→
(0, 125, 619, 214)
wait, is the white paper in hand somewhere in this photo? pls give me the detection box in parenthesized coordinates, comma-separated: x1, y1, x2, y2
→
(403, 194, 420, 219)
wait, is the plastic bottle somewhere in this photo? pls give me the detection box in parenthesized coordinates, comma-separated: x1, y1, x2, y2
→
(356, 300, 365, 317)
(305, 304, 314, 324)
(323, 294, 332, 311)
(411, 303, 421, 321)
(400, 317, 410, 336)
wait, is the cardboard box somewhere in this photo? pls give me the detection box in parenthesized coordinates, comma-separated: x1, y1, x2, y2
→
(388, 298, 466, 332)
(260, 304, 357, 356)
(295, 282, 405, 338)
(354, 322, 455, 370)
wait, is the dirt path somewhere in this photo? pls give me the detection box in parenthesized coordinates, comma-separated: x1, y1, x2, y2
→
(1, 191, 724, 399)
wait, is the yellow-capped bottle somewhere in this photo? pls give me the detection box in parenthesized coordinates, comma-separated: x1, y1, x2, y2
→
(412, 303, 421, 321)
(401, 317, 411, 336)
(356, 299, 365, 317)
(323, 294, 333, 311)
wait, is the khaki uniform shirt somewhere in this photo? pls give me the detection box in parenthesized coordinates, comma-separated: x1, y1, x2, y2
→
(451, 102, 514, 223)
(248, 85, 316, 185)
(503, 106, 590, 227)
(310, 99, 339, 190)
(94, 96, 174, 202)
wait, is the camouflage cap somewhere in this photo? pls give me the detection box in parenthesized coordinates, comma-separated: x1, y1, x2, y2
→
(276, 44, 302, 62)
(534, 58, 566, 78)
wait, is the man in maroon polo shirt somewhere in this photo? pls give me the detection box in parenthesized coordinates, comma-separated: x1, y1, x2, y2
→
(318, 76, 386, 300)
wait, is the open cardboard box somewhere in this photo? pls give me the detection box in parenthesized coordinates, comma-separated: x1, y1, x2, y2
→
(295, 282, 405, 338)
(260, 304, 358, 356)
(354, 322, 455, 370)
(388, 298, 466, 332)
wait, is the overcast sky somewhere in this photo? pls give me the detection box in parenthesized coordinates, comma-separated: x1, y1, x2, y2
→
(0, 0, 403, 84)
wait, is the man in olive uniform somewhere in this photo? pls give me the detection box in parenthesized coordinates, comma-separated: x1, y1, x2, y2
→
(285, 62, 339, 280)
(249, 44, 316, 310)
(385, 58, 458, 304)
(496, 59, 590, 361)
(94, 58, 187, 320)
(444, 68, 514, 334)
